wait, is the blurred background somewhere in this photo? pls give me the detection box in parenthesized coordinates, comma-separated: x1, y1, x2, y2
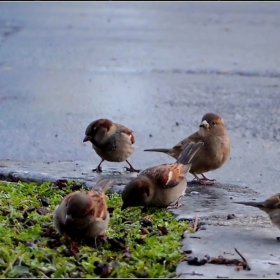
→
(0, 2, 279, 195)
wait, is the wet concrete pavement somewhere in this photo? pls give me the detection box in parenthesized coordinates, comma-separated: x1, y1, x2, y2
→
(0, 2, 280, 278)
(177, 226, 280, 278)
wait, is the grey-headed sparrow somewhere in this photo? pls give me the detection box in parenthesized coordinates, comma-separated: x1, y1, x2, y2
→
(83, 118, 139, 173)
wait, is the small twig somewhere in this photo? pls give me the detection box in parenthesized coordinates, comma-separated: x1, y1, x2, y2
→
(192, 271, 204, 276)
(193, 213, 199, 232)
(38, 269, 48, 278)
(234, 248, 247, 263)
(234, 248, 251, 270)
(177, 272, 204, 277)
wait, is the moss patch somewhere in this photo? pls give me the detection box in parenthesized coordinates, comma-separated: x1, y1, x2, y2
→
(0, 180, 191, 278)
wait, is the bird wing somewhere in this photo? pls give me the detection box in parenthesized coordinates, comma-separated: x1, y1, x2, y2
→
(117, 123, 135, 144)
(173, 131, 203, 150)
(86, 190, 109, 220)
(141, 163, 185, 188)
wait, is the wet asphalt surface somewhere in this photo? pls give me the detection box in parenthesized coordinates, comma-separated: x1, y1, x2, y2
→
(0, 2, 280, 278)
(0, 2, 279, 199)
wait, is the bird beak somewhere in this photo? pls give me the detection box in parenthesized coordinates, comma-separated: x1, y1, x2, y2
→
(64, 214, 74, 224)
(83, 135, 92, 142)
(121, 204, 128, 211)
(199, 120, 210, 128)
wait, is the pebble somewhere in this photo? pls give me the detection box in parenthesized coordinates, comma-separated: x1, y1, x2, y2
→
(190, 191, 200, 196)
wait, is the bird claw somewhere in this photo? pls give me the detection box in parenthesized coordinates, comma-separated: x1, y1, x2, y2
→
(167, 195, 184, 209)
(198, 179, 215, 185)
(93, 234, 108, 249)
(167, 203, 183, 209)
(98, 234, 108, 242)
(201, 174, 216, 182)
(123, 166, 141, 173)
(207, 178, 216, 182)
(92, 166, 102, 173)
(191, 177, 215, 185)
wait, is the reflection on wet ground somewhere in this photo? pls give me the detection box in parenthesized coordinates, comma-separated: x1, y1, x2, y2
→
(169, 181, 260, 221)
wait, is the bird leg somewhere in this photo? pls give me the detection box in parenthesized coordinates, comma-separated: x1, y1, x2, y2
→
(62, 232, 80, 254)
(166, 195, 184, 209)
(141, 206, 149, 213)
(124, 160, 140, 173)
(97, 234, 108, 243)
(70, 241, 79, 254)
(94, 234, 108, 249)
(191, 173, 215, 185)
(92, 159, 104, 173)
(62, 231, 72, 243)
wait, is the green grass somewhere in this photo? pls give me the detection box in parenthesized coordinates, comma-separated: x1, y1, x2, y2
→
(0, 180, 191, 278)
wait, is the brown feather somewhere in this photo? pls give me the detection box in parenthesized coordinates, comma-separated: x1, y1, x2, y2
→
(95, 119, 113, 132)
(117, 124, 135, 144)
(141, 164, 181, 188)
(85, 190, 108, 220)
(141, 143, 203, 189)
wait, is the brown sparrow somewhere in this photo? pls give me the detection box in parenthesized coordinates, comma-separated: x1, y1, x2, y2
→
(144, 112, 230, 185)
(53, 178, 114, 246)
(83, 118, 140, 173)
(121, 142, 204, 210)
(233, 193, 280, 231)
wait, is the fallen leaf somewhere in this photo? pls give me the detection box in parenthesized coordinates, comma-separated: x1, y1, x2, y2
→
(36, 206, 48, 215)
(157, 225, 168, 235)
(55, 179, 68, 189)
(41, 197, 50, 207)
(140, 218, 153, 227)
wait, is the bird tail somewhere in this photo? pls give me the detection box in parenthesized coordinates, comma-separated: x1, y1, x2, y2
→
(176, 142, 204, 166)
(144, 148, 173, 154)
(233, 201, 262, 208)
(93, 178, 114, 193)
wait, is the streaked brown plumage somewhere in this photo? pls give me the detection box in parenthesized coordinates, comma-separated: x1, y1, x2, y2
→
(53, 178, 114, 245)
(233, 193, 280, 231)
(144, 112, 230, 185)
(121, 142, 204, 210)
(83, 118, 139, 173)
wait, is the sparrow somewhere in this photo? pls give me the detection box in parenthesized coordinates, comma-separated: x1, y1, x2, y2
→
(144, 112, 230, 185)
(233, 193, 280, 231)
(53, 178, 114, 246)
(121, 142, 204, 210)
(83, 118, 140, 173)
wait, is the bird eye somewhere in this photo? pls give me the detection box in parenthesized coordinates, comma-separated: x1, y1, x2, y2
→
(212, 121, 216, 125)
